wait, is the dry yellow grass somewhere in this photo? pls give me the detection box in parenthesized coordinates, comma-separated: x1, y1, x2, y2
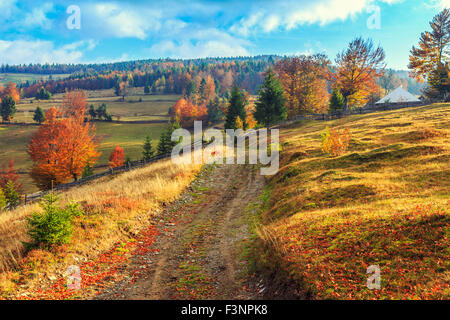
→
(257, 103, 449, 299)
(0, 158, 201, 296)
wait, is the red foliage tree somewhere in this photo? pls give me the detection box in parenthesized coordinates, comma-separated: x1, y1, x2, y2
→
(28, 91, 101, 189)
(109, 146, 125, 168)
(0, 160, 22, 192)
(171, 98, 208, 128)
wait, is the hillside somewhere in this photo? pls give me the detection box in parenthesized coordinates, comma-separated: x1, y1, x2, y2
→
(256, 103, 449, 299)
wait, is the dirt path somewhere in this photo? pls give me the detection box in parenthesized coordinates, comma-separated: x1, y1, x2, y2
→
(97, 163, 266, 300)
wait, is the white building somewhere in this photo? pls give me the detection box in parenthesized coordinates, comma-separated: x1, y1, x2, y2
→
(376, 86, 420, 104)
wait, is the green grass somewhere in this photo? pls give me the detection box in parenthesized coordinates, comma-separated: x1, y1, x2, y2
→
(13, 89, 179, 123)
(0, 90, 178, 193)
(0, 73, 69, 85)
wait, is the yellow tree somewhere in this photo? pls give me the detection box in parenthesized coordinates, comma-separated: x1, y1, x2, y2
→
(275, 54, 330, 117)
(409, 9, 450, 81)
(331, 38, 385, 109)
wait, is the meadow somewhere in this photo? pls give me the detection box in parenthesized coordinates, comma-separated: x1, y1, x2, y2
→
(0, 73, 69, 85)
(256, 103, 449, 299)
(0, 158, 202, 298)
(0, 89, 180, 193)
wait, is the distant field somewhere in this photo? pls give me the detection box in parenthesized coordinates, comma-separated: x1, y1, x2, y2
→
(14, 88, 179, 123)
(0, 73, 70, 85)
(0, 89, 180, 194)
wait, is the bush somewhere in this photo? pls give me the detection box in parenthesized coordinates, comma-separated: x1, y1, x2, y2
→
(0, 188, 6, 211)
(321, 126, 351, 157)
(4, 180, 20, 209)
(26, 193, 83, 249)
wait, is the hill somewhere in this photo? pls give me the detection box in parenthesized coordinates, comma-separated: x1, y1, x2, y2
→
(255, 103, 449, 299)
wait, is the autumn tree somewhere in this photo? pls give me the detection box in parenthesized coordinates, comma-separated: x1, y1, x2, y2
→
(409, 9, 450, 81)
(225, 84, 247, 130)
(254, 68, 287, 126)
(275, 54, 330, 117)
(1, 82, 20, 103)
(331, 38, 385, 109)
(28, 92, 101, 189)
(0, 95, 16, 122)
(171, 98, 208, 128)
(109, 146, 125, 168)
(33, 106, 45, 124)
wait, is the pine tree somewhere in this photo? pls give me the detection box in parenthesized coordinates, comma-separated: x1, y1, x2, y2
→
(329, 88, 346, 113)
(254, 68, 287, 126)
(0, 188, 6, 211)
(142, 135, 155, 161)
(157, 121, 181, 155)
(225, 84, 247, 130)
(207, 97, 223, 125)
(33, 106, 45, 124)
(0, 95, 16, 122)
(82, 164, 94, 178)
(4, 180, 19, 209)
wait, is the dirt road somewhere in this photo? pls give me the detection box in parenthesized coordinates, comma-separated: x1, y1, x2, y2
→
(98, 164, 266, 300)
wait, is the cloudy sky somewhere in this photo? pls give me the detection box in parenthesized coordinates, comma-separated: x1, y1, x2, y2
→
(0, 0, 448, 69)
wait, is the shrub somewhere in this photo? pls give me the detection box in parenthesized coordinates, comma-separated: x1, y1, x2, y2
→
(321, 126, 351, 157)
(4, 180, 20, 209)
(0, 188, 6, 211)
(26, 193, 83, 249)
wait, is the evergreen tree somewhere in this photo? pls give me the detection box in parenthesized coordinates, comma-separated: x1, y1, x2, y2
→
(225, 84, 247, 130)
(157, 121, 181, 155)
(254, 69, 287, 126)
(0, 95, 16, 122)
(36, 87, 52, 100)
(329, 88, 346, 113)
(206, 97, 223, 125)
(88, 104, 97, 119)
(82, 164, 94, 178)
(0, 188, 6, 210)
(142, 135, 155, 161)
(33, 106, 45, 124)
(427, 63, 450, 100)
(4, 180, 20, 209)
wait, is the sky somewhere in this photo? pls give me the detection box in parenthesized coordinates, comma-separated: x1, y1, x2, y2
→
(0, 0, 448, 69)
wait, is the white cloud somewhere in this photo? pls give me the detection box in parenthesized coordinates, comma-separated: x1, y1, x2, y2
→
(22, 3, 53, 30)
(0, 40, 96, 65)
(439, 0, 450, 8)
(88, 3, 162, 39)
(149, 28, 250, 58)
(229, 0, 402, 35)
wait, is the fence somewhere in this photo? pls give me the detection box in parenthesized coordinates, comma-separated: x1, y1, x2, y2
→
(23, 141, 209, 206)
(278, 100, 431, 125)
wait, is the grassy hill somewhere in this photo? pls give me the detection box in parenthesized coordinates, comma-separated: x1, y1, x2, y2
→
(256, 103, 449, 299)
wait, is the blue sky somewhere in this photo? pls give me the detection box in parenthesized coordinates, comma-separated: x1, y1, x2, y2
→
(0, 0, 448, 69)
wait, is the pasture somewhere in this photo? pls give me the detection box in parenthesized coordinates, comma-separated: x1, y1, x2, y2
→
(0, 73, 69, 85)
(0, 89, 180, 193)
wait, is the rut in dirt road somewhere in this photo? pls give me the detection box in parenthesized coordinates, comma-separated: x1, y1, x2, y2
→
(98, 164, 266, 300)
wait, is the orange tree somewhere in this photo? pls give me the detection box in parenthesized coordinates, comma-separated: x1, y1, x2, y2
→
(331, 38, 385, 110)
(109, 146, 125, 168)
(274, 54, 330, 117)
(28, 92, 100, 189)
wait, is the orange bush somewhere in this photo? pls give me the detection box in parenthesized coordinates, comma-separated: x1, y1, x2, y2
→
(321, 126, 351, 156)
